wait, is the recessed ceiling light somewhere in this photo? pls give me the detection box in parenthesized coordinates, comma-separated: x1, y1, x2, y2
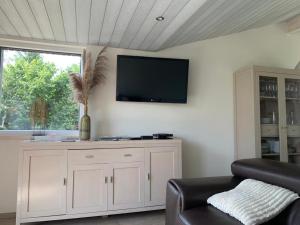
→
(156, 16, 165, 21)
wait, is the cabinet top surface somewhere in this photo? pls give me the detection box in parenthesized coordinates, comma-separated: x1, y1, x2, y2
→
(21, 138, 182, 149)
(235, 65, 300, 76)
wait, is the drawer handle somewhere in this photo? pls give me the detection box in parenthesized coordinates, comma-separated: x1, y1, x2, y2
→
(85, 155, 94, 159)
(124, 154, 132, 157)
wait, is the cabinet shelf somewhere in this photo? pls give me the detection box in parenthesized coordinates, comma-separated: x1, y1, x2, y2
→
(288, 152, 300, 156)
(262, 153, 280, 157)
(260, 123, 278, 125)
(260, 96, 277, 100)
(286, 97, 300, 101)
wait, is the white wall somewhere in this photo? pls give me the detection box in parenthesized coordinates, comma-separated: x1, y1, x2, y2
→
(88, 24, 300, 178)
(1, 24, 300, 213)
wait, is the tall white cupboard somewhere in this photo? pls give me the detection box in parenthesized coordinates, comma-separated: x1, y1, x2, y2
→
(234, 66, 300, 165)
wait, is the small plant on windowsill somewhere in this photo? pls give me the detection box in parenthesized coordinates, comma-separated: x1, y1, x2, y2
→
(69, 47, 107, 140)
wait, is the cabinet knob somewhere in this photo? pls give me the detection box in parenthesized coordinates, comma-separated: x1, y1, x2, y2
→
(105, 177, 108, 183)
(63, 178, 67, 186)
(124, 154, 132, 157)
(110, 176, 114, 183)
(85, 155, 94, 159)
(147, 173, 150, 181)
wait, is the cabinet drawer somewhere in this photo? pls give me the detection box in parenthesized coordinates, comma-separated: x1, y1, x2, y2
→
(69, 148, 144, 164)
(261, 124, 279, 137)
(288, 126, 300, 137)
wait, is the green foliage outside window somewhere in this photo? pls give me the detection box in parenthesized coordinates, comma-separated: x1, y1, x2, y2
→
(0, 51, 80, 130)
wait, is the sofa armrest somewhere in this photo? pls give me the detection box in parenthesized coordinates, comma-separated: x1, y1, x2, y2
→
(166, 181, 183, 225)
(288, 200, 300, 225)
(168, 176, 241, 211)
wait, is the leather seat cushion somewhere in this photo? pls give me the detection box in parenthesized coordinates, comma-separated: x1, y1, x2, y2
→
(179, 206, 242, 225)
(178, 205, 291, 225)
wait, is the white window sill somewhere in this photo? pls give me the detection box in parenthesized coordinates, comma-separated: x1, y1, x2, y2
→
(0, 130, 79, 140)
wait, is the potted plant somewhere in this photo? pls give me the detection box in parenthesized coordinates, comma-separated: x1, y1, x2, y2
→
(69, 47, 107, 140)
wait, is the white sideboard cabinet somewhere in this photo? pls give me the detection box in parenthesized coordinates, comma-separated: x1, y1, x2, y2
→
(234, 66, 300, 165)
(16, 139, 182, 225)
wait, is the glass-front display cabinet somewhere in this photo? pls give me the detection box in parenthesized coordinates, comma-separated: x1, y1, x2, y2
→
(259, 76, 280, 161)
(234, 66, 300, 165)
(285, 78, 300, 164)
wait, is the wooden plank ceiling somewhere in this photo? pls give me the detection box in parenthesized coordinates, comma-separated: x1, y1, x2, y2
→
(0, 0, 300, 51)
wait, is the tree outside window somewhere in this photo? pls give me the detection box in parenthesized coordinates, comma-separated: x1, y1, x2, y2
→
(0, 49, 81, 131)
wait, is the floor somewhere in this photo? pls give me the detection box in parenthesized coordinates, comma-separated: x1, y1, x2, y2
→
(0, 211, 165, 225)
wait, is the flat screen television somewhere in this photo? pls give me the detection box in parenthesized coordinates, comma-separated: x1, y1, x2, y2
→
(116, 55, 189, 103)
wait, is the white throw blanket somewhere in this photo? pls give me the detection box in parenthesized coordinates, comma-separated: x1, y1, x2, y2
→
(207, 179, 299, 225)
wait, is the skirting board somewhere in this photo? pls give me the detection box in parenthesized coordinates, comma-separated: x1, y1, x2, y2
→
(0, 212, 16, 219)
(19, 206, 165, 223)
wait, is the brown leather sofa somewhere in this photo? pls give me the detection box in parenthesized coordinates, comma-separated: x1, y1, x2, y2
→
(166, 159, 300, 225)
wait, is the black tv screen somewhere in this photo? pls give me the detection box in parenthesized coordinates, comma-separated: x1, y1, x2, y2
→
(116, 55, 189, 103)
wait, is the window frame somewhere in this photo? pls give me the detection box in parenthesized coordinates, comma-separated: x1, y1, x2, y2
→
(0, 46, 83, 137)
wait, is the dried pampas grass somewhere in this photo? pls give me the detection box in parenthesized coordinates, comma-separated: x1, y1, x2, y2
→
(69, 46, 108, 105)
(30, 97, 48, 129)
(69, 73, 84, 103)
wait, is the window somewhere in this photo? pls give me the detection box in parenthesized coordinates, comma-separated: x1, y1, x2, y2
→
(0, 48, 81, 131)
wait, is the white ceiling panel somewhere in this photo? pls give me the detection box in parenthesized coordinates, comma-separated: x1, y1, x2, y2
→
(243, 0, 300, 31)
(0, 26, 5, 35)
(229, 0, 286, 35)
(253, 3, 300, 29)
(11, 0, 43, 39)
(129, 0, 173, 49)
(76, 0, 91, 44)
(1, 0, 300, 51)
(0, 7, 18, 36)
(139, 0, 189, 50)
(164, 0, 227, 49)
(149, 0, 206, 51)
(27, 0, 54, 40)
(99, 0, 123, 45)
(201, 1, 261, 41)
(174, 0, 245, 47)
(161, 0, 300, 50)
(44, 0, 65, 41)
(89, 0, 107, 44)
(109, 0, 140, 46)
(60, 0, 77, 43)
(159, 0, 219, 49)
(118, 0, 156, 49)
(0, 0, 30, 37)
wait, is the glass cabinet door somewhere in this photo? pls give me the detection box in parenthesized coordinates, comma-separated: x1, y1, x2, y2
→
(259, 76, 281, 161)
(285, 78, 300, 165)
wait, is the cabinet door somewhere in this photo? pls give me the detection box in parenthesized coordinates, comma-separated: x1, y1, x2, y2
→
(108, 162, 144, 210)
(258, 75, 283, 161)
(145, 147, 179, 206)
(282, 77, 300, 164)
(67, 164, 109, 213)
(21, 150, 67, 218)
